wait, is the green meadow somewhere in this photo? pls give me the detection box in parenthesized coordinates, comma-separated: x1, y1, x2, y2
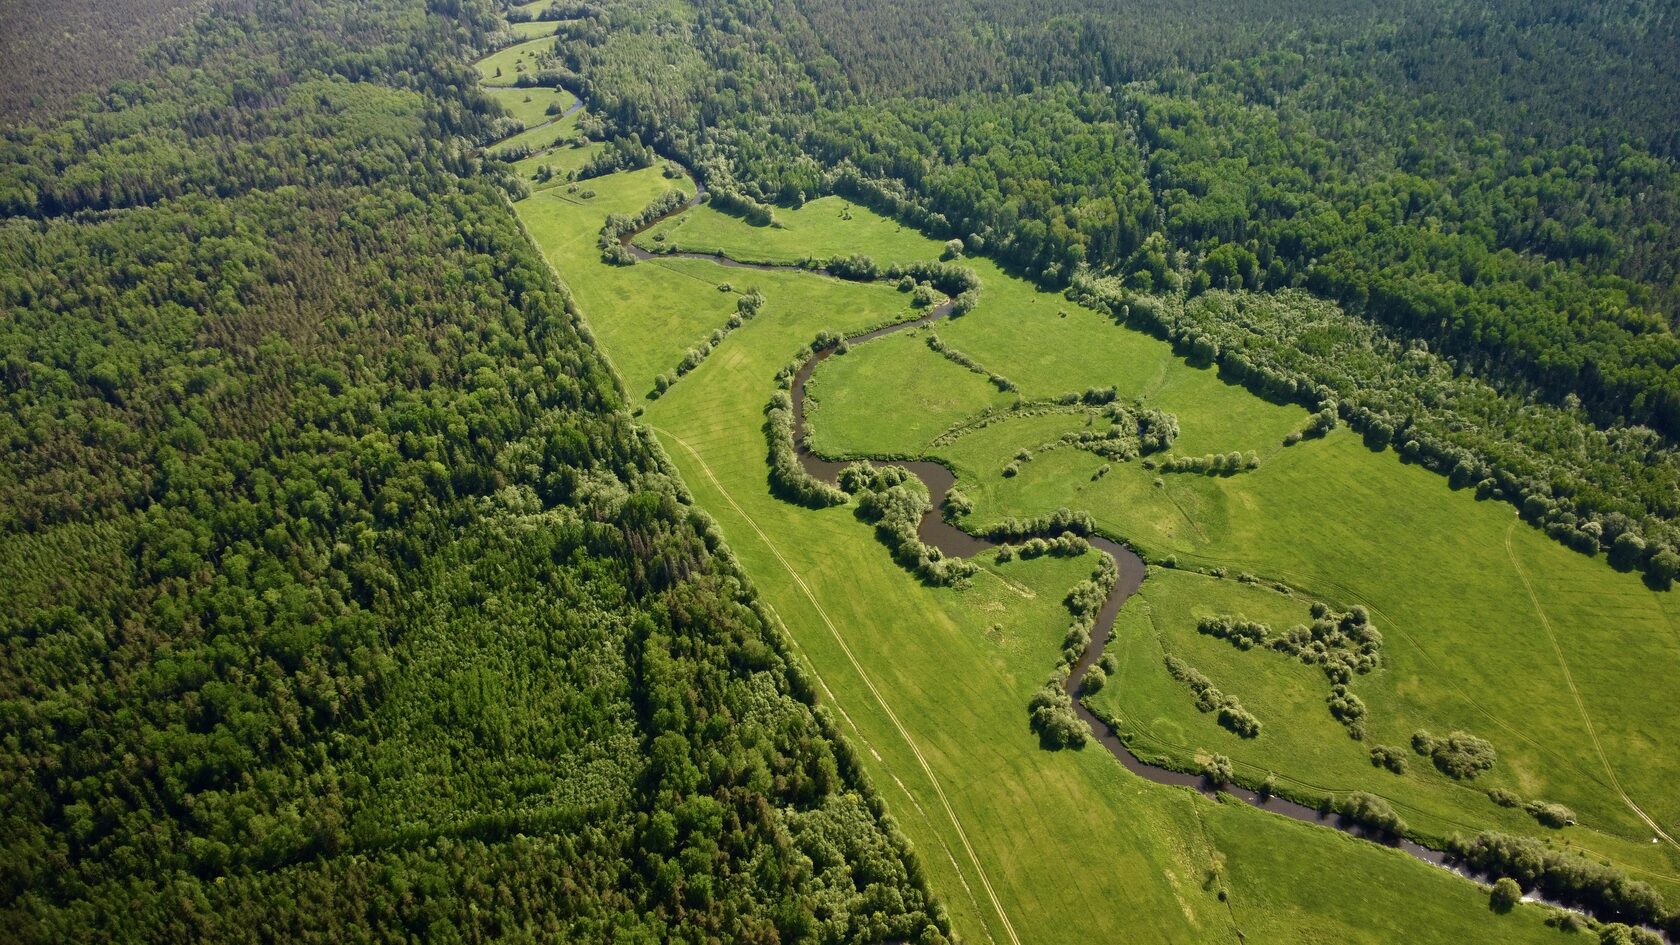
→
(638, 194, 948, 268)
(485, 85, 572, 128)
(506, 142, 1588, 940)
(507, 19, 557, 38)
(474, 36, 554, 86)
(490, 99, 580, 156)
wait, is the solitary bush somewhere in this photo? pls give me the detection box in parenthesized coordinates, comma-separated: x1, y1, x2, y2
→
(1204, 753, 1236, 786)
(1081, 664, 1107, 695)
(1488, 788, 1522, 808)
(1525, 800, 1576, 828)
(1370, 744, 1408, 774)
(1490, 877, 1522, 913)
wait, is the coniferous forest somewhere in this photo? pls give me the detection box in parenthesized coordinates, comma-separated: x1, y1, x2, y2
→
(0, 1, 946, 941)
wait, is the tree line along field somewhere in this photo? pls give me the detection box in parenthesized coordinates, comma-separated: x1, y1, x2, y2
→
(501, 34, 1646, 941)
(722, 196, 1680, 890)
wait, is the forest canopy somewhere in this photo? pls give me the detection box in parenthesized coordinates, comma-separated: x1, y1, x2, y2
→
(0, 0, 948, 940)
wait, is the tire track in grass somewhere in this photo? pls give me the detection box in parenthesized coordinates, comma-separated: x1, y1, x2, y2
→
(653, 424, 1024, 945)
(1504, 521, 1678, 851)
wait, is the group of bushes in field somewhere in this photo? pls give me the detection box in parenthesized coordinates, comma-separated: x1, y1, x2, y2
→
(1450, 832, 1674, 935)
(764, 335, 851, 509)
(1412, 729, 1498, 780)
(984, 507, 1095, 542)
(1487, 788, 1576, 828)
(1197, 603, 1383, 736)
(708, 185, 777, 226)
(1163, 654, 1263, 737)
(840, 461, 978, 586)
(652, 289, 763, 396)
(1148, 450, 1260, 475)
(819, 256, 983, 313)
(1028, 552, 1119, 749)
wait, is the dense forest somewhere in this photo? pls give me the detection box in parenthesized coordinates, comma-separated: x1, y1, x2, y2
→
(0, 0, 207, 121)
(552, 0, 1680, 583)
(0, 0, 949, 940)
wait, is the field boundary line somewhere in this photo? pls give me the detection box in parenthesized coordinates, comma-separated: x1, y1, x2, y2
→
(653, 425, 1023, 945)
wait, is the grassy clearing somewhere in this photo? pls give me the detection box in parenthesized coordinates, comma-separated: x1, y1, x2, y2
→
(484, 85, 572, 128)
(507, 19, 558, 38)
(639, 195, 946, 267)
(509, 0, 558, 16)
(474, 37, 554, 86)
(804, 327, 1015, 457)
(507, 138, 604, 185)
(491, 104, 580, 157)
(511, 162, 1580, 943)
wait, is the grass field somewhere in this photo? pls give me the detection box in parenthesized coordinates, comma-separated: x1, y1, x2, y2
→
(485, 86, 572, 128)
(507, 154, 1588, 942)
(507, 19, 557, 38)
(490, 101, 580, 157)
(474, 37, 554, 86)
(638, 195, 945, 267)
(509, 0, 558, 16)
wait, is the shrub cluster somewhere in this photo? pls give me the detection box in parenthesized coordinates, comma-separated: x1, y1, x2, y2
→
(1199, 604, 1384, 684)
(1163, 655, 1262, 738)
(1449, 831, 1670, 930)
(707, 185, 775, 226)
(1151, 450, 1260, 475)
(826, 253, 880, 281)
(1412, 729, 1497, 780)
(1199, 606, 1382, 735)
(1028, 673, 1087, 749)
(764, 390, 847, 509)
(575, 133, 655, 181)
(996, 532, 1091, 562)
(985, 507, 1094, 542)
(843, 462, 978, 587)
(1369, 744, 1408, 774)
(887, 260, 981, 298)
(1336, 792, 1408, 837)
